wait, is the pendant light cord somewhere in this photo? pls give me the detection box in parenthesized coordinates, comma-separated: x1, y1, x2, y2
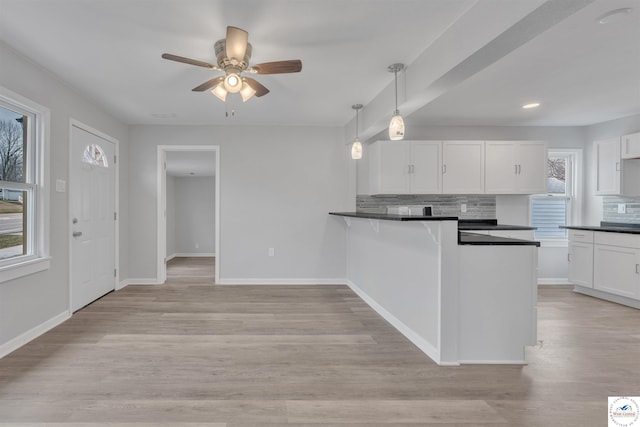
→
(394, 69, 398, 113)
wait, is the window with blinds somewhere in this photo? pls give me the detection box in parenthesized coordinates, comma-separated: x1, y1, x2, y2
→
(531, 152, 574, 239)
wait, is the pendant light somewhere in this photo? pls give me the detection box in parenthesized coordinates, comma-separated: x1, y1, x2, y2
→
(388, 63, 405, 141)
(351, 104, 363, 160)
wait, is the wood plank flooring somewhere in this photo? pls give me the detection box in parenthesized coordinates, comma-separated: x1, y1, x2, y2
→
(1, 257, 639, 426)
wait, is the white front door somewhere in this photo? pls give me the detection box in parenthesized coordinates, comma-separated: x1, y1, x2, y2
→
(70, 124, 116, 312)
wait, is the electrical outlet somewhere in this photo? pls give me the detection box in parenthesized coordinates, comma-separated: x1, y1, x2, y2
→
(268, 248, 275, 257)
(461, 203, 467, 213)
(618, 203, 626, 214)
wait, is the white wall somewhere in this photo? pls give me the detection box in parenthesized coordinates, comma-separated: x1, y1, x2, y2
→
(128, 125, 353, 283)
(173, 176, 215, 256)
(0, 41, 129, 349)
(166, 175, 176, 258)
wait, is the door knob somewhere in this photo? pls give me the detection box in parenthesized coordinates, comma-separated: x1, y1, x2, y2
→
(72, 218, 78, 224)
(72, 231, 83, 238)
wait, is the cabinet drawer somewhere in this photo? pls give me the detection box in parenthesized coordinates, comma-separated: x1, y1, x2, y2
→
(594, 231, 640, 249)
(568, 230, 594, 243)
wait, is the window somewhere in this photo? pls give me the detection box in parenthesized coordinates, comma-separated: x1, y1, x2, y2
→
(0, 86, 50, 282)
(82, 144, 109, 168)
(530, 150, 581, 240)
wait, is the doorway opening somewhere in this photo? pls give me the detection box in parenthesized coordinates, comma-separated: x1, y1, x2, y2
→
(157, 145, 219, 284)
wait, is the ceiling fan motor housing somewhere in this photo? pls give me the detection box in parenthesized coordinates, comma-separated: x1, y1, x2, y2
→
(214, 39, 252, 70)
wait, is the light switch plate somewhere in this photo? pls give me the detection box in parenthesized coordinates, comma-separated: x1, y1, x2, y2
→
(618, 203, 626, 214)
(55, 179, 66, 193)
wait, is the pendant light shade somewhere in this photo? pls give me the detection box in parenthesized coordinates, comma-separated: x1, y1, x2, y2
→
(388, 63, 405, 141)
(351, 104, 364, 160)
(211, 83, 228, 101)
(240, 79, 256, 102)
(389, 112, 405, 141)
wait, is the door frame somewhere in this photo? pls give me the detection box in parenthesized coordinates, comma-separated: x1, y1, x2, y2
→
(68, 119, 120, 312)
(156, 145, 220, 284)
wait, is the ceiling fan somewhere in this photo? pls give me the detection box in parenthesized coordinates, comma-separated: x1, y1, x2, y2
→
(162, 26, 302, 102)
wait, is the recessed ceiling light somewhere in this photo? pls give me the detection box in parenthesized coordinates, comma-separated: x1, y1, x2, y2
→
(522, 102, 540, 109)
(597, 8, 632, 24)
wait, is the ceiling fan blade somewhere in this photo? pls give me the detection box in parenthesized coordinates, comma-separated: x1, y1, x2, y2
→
(192, 76, 224, 92)
(250, 60, 302, 74)
(244, 78, 270, 97)
(226, 26, 249, 61)
(162, 53, 218, 70)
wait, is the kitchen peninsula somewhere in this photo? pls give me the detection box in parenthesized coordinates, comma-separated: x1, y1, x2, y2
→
(330, 212, 540, 365)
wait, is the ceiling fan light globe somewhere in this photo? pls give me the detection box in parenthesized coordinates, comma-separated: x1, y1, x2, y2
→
(351, 138, 363, 160)
(389, 112, 405, 141)
(212, 84, 228, 101)
(240, 81, 256, 102)
(224, 73, 242, 93)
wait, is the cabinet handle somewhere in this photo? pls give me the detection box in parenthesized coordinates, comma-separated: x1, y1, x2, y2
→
(567, 253, 571, 262)
(411, 164, 415, 174)
(518, 164, 522, 174)
(636, 264, 639, 274)
(408, 165, 411, 174)
(616, 162, 620, 171)
(514, 164, 518, 174)
(442, 164, 447, 174)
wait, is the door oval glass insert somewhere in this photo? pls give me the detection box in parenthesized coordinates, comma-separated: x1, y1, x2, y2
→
(82, 144, 109, 167)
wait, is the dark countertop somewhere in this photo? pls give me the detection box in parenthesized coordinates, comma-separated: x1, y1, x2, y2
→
(329, 212, 458, 221)
(458, 219, 536, 231)
(563, 222, 640, 235)
(459, 231, 540, 247)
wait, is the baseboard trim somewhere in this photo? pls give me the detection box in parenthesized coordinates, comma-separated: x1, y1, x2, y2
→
(573, 285, 640, 309)
(0, 311, 70, 359)
(458, 359, 527, 365)
(538, 278, 571, 285)
(346, 279, 444, 365)
(120, 278, 163, 286)
(170, 253, 216, 258)
(216, 278, 346, 285)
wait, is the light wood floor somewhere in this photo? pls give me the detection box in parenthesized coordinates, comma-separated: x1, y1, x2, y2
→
(1, 257, 639, 426)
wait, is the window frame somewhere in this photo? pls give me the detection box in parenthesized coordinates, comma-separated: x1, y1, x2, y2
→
(0, 86, 50, 283)
(530, 149, 582, 243)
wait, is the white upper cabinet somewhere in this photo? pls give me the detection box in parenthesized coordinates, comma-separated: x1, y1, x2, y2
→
(595, 137, 640, 196)
(621, 132, 640, 159)
(485, 141, 547, 194)
(442, 141, 484, 194)
(368, 141, 441, 195)
(410, 141, 442, 194)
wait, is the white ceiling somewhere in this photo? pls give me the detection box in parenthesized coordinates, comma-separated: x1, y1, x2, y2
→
(0, 0, 639, 134)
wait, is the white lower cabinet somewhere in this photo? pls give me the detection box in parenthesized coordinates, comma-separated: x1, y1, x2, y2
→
(568, 230, 640, 304)
(593, 244, 640, 300)
(568, 242, 594, 288)
(568, 230, 594, 288)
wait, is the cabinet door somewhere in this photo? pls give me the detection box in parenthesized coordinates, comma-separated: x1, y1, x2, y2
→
(442, 141, 485, 194)
(568, 241, 593, 288)
(595, 137, 621, 195)
(516, 142, 547, 194)
(410, 141, 441, 194)
(485, 142, 517, 194)
(621, 132, 640, 159)
(593, 244, 640, 299)
(372, 142, 411, 194)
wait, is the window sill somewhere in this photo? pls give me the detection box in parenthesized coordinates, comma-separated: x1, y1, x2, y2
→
(0, 256, 51, 284)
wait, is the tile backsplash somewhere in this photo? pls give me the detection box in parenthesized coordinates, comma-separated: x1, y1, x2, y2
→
(603, 196, 640, 224)
(356, 194, 496, 219)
